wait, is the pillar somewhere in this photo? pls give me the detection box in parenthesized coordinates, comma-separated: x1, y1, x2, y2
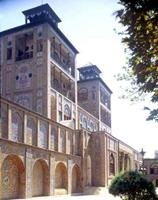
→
(7, 104, 12, 140)
(25, 148, 33, 198)
(23, 112, 27, 144)
(67, 159, 72, 194)
(49, 156, 55, 196)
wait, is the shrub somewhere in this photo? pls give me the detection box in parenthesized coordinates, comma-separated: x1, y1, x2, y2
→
(109, 171, 158, 200)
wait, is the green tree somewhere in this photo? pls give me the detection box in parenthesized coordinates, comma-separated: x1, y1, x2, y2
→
(109, 171, 158, 200)
(115, 0, 158, 121)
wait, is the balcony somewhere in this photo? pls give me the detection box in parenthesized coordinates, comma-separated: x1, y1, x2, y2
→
(15, 32, 34, 61)
(51, 52, 75, 78)
(16, 50, 33, 61)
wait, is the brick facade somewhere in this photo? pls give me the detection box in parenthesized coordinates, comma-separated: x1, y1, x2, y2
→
(0, 4, 140, 199)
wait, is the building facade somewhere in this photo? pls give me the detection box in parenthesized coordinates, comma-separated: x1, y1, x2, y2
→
(0, 4, 140, 199)
(143, 158, 158, 187)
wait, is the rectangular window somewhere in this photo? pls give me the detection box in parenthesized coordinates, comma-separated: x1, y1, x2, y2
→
(150, 168, 154, 174)
(7, 47, 12, 60)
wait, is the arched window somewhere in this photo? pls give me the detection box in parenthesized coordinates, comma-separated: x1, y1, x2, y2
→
(51, 126, 58, 151)
(60, 129, 66, 153)
(53, 78, 60, 92)
(64, 104, 71, 120)
(90, 122, 94, 131)
(109, 154, 115, 176)
(82, 117, 87, 129)
(78, 88, 88, 101)
(26, 117, 36, 145)
(150, 164, 158, 174)
(38, 121, 48, 148)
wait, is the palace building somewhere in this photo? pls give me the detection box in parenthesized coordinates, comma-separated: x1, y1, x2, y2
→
(0, 4, 140, 199)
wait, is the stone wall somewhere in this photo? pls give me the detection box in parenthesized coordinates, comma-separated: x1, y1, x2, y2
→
(0, 140, 82, 199)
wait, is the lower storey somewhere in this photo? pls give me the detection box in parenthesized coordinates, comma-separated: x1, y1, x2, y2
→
(0, 140, 83, 200)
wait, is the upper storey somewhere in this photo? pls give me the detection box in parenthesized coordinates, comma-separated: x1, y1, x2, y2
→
(78, 65, 101, 80)
(78, 65, 112, 130)
(0, 4, 79, 56)
(22, 4, 61, 26)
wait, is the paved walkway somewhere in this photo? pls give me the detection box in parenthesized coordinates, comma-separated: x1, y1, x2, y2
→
(17, 190, 120, 200)
(16, 187, 158, 200)
(22, 194, 120, 200)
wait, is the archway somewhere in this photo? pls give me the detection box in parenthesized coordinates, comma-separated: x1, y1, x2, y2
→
(55, 162, 68, 194)
(1, 154, 25, 199)
(109, 153, 115, 176)
(124, 154, 131, 171)
(71, 164, 81, 193)
(32, 159, 49, 197)
(86, 155, 91, 186)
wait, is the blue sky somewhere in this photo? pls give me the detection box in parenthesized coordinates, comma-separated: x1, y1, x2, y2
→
(0, 0, 157, 157)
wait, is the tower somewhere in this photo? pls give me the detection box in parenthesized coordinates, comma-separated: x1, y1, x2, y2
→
(78, 64, 112, 133)
(0, 4, 78, 128)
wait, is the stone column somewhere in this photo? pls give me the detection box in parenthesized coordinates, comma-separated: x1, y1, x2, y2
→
(67, 159, 72, 194)
(7, 104, 12, 140)
(36, 118, 40, 147)
(49, 156, 55, 196)
(25, 148, 33, 198)
(48, 123, 51, 150)
(23, 112, 27, 144)
(57, 126, 60, 152)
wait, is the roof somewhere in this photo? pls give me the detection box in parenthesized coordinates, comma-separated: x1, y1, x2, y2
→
(78, 65, 101, 74)
(22, 3, 61, 23)
(0, 10, 79, 54)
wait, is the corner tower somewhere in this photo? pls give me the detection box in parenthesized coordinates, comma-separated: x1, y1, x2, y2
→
(77, 65, 112, 133)
(0, 4, 79, 128)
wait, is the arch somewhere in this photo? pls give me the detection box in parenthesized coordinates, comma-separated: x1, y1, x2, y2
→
(32, 159, 49, 197)
(150, 163, 158, 174)
(38, 120, 48, 148)
(11, 111, 22, 142)
(1, 154, 25, 199)
(64, 104, 71, 120)
(26, 117, 36, 145)
(50, 126, 58, 151)
(124, 154, 131, 171)
(86, 155, 92, 186)
(71, 164, 82, 193)
(127, 156, 131, 170)
(109, 153, 115, 176)
(78, 87, 88, 101)
(82, 117, 87, 129)
(55, 162, 68, 194)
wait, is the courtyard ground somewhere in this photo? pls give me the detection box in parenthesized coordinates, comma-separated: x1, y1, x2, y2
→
(16, 188, 121, 200)
(15, 187, 158, 200)
(20, 194, 120, 200)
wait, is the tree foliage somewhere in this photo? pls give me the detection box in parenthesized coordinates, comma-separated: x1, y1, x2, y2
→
(109, 171, 158, 200)
(115, 0, 158, 121)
